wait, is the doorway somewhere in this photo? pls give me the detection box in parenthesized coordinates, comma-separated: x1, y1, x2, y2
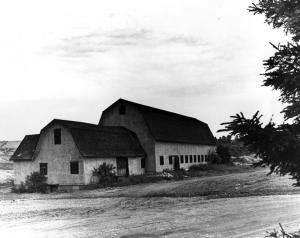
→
(116, 157, 129, 176)
(174, 156, 180, 170)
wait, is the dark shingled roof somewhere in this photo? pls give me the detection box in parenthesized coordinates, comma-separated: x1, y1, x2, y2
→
(10, 134, 40, 161)
(44, 119, 145, 158)
(12, 119, 145, 161)
(104, 99, 216, 145)
(70, 127, 145, 158)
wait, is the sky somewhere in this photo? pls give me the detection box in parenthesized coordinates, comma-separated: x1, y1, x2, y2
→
(0, 0, 289, 140)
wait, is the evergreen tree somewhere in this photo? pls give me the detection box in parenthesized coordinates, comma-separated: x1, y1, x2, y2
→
(219, 0, 300, 185)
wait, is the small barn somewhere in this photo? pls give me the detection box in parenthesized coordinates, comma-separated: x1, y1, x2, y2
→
(11, 119, 145, 187)
(100, 99, 216, 173)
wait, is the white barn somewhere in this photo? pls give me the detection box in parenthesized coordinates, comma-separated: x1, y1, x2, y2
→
(11, 99, 216, 187)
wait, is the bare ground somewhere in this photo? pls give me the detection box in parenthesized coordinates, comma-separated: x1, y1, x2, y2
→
(1, 168, 300, 238)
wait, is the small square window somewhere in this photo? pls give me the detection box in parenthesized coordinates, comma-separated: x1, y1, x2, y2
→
(169, 156, 173, 164)
(190, 155, 193, 163)
(185, 155, 188, 163)
(160, 156, 164, 165)
(70, 161, 79, 174)
(180, 155, 184, 163)
(141, 158, 146, 168)
(54, 128, 61, 145)
(119, 105, 126, 115)
(40, 163, 47, 175)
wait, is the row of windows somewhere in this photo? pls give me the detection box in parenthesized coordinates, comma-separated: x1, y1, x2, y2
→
(159, 155, 208, 165)
(40, 162, 79, 175)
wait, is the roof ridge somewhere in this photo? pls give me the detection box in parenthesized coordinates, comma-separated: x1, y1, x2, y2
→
(70, 126, 133, 134)
(114, 98, 207, 124)
(52, 119, 98, 126)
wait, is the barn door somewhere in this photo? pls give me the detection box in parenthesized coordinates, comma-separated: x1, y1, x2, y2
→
(116, 157, 129, 176)
(174, 156, 180, 170)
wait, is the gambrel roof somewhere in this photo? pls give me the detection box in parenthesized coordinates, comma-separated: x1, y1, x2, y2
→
(10, 134, 40, 161)
(102, 99, 216, 145)
(11, 119, 145, 161)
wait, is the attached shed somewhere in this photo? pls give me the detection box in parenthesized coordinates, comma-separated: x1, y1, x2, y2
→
(11, 119, 145, 186)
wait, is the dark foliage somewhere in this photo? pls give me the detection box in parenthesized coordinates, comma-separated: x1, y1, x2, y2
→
(266, 224, 300, 238)
(12, 172, 48, 193)
(92, 162, 117, 186)
(249, 1, 300, 41)
(219, 0, 300, 185)
(217, 136, 251, 157)
(189, 164, 210, 171)
(162, 168, 187, 180)
(25, 172, 48, 193)
(219, 112, 300, 185)
(216, 145, 231, 163)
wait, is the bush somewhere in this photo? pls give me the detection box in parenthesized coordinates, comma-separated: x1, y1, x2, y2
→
(12, 172, 48, 193)
(162, 168, 187, 180)
(11, 182, 27, 193)
(216, 145, 231, 163)
(92, 162, 117, 186)
(25, 172, 48, 193)
(189, 164, 209, 171)
(209, 151, 222, 164)
(266, 224, 300, 238)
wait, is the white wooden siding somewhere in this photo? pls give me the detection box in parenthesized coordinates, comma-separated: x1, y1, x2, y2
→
(155, 142, 216, 172)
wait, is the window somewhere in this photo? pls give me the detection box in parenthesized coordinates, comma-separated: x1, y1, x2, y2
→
(180, 155, 184, 163)
(70, 161, 79, 174)
(194, 155, 197, 162)
(119, 105, 126, 115)
(185, 155, 188, 163)
(190, 155, 193, 163)
(54, 128, 61, 145)
(198, 155, 200, 162)
(169, 156, 173, 164)
(205, 155, 208, 161)
(141, 158, 145, 168)
(40, 163, 47, 175)
(201, 155, 204, 162)
(160, 156, 164, 165)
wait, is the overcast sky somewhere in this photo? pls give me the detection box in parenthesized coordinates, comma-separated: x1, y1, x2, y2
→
(0, 0, 289, 140)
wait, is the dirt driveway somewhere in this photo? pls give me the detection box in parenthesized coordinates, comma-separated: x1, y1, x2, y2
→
(1, 194, 300, 238)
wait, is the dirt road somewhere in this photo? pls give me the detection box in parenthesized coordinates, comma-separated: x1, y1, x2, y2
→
(1, 194, 300, 238)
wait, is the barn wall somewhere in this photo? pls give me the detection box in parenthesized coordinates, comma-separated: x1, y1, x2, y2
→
(155, 142, 216, 172)
(83, 158, 116, 185)
(13, 161, 35, 185)
(84, 157, 145, 184)
(99, 102, 156, 173)
(29, 124, 84, 185)
(128, 157, 145, 176)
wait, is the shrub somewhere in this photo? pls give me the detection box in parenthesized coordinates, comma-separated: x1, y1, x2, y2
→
(216, 145, 231, 163)
(25, 172, 48, 193)
(92, 162, 117, 186)
(266, 224, 300, 238)
(11, 172, 48, 193)
(189, 164, 209, 171)
(209, 151, 222, 164)
(11, 182, 27, 193)
(161, 168, 187, 180)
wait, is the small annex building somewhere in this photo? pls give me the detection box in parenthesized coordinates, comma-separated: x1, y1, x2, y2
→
(11, 119, 145, 186)
(11, 99, 216, 187)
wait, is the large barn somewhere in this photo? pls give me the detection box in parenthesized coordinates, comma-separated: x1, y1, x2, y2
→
(11, 99, 216, 187)
(99, 99, 216, 173)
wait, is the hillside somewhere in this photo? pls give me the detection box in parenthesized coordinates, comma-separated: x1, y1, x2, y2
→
(0, 141, 20, 184)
